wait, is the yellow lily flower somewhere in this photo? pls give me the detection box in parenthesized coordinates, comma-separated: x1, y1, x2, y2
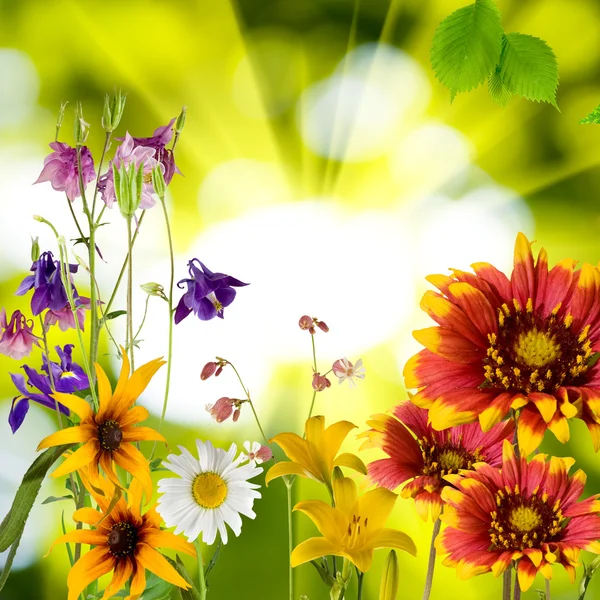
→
(291, 477, 417, 572)
(265, 415, 367, 488)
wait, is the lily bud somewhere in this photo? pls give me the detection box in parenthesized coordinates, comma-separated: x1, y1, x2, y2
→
(379, 550, 399, 600)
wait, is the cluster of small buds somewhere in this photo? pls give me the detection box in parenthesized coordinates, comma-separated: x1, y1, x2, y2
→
(205, 396, 245, 423)
(200, 357, 228, 380)
(312, 371, 331, 392)
(298, 315, 329, 335)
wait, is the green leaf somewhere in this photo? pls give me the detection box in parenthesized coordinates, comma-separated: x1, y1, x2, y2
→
(105, 310, 128, 321)
(580, 103, 600, 124)
(139, 572, 174, 600)
(431, 0, 503, 98)
(488, 64, 513, 106)
(499, 32, 559, 108)
(42, 494, 74, 504)
(0, 445, 72, 552)
(0, 530, 23, 593)
(169, 556, 202, 600)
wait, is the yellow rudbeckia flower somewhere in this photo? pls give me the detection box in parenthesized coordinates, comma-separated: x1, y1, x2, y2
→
(265, 415, 367, 489)
(291, 477, 417, 572)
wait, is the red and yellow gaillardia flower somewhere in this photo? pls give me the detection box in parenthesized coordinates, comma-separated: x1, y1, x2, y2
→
(436, 440, 600, 591)
(361, 402, 513, 521)
(50, 475, 195, 600)
(405, 232, 600, 454)
(37, 352, 165, 499)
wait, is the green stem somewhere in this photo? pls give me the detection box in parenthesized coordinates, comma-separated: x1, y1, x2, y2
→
(357, 571, 364, 600)
(422, 518, 441, 600)
(285, 478, 294, 600)
(65, 195, 87, 246)
(513, 569, 521, 600)
(91, 132, 111, 220)
(502, 570, 512, 600)
(545, 578, 551, 600)
(195, 539, 207, 600)
(104, 211, 146, 316)
(126, 216, 134, 370)
(133, 295, 151, 345)
(306, 333, 318, 422)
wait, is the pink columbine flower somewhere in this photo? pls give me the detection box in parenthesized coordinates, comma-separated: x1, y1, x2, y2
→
(0, 309, 39, 359)
(240, 441, 273, 465)
(312, 372, 331, 392)
(98, 133, 160, 210)
(44, 297, 90, 332)
(34, 142, 96, 202)
(332, 357, 365, 388)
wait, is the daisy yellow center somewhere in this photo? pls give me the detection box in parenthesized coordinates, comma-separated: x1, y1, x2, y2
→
(509, 505, 542, 532)
(513, 329, 560, 368)
(484, 299, 593, 393)
(192, 472, 227, 509)
(107, 522, 137, 557)
(98, 420, 123, 452)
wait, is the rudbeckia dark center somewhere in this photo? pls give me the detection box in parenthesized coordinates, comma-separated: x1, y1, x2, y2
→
(484, 299, 592, 393)
(420, 438, 483, 478)
(489, 487, 564, 550)
(98, 419, 123, 451)
(107, 522, 137, 557)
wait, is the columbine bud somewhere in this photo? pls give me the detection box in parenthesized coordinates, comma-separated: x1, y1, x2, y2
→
(316, 319, 329, 332)
(30, 236, 40, 262)
(206, 397, 235, 423)
(73, 102, 90, 145)
(312, 372, 331, 392)
(151, 165, 167, 199)
(379, 550, 399, 600)
(113, 161, 143, 218)
(176, 105, 187, 134)
(55, 101, 68, 140)
(141, 282, 167, 300)
(102, 90, 127, 133)
(201, 361, 218, 380)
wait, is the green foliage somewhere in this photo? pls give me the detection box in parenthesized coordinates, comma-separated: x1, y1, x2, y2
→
(580, 103, 600, 124)
(172, 556, 202, 600)
(499, 33, 559, 107)
(431, 0, 503, 99)
(431, 0, 559, 107)
(139, 573, 174, 600)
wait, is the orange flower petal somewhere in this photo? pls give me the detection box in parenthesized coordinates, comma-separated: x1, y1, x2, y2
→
(66, 547, 114, 600)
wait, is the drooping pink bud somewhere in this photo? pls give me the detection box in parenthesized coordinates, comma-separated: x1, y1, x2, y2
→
(256, 445, 273, 463)
(233, 408, 241, 422)
(299, 315, 314, 332)
(312, 372, 331, 392)
(201, 361, 218, 380)
(316, 320, 329, 333)
(206, 397, 235, 423)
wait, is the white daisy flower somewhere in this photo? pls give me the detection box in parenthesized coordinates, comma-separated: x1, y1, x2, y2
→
(240, 441, 273, 466)
(156, 440, 262, 545)
(332, 357, 366, 388)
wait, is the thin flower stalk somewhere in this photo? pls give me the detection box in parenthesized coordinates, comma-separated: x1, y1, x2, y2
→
(422, 518, 441, 600)
(126, 215, 135, 370)
(195, 539, 207, 600)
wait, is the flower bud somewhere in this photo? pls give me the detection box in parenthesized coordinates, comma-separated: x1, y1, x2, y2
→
(201, 361, 218, 380)
(299, 315, 314, 331)
(73, 102, 90, 145)
(151, 165, 167, 198)
(312, 372, 331, 392)
(113, 161, 143, 218)
(175, 105, 187, 134)
(233, 408, 241, 422)
(316, 319, 329, 333)
(141, 282, 167, 300)
(215, 365, 223, 377)
(55, 101, 68, 140)
(256, 445, 273, 463)
(206, 397, 235, 423)
(102, 90, 127, 133)
(30, 236, 40, 262)
(379, 550, 399, 600)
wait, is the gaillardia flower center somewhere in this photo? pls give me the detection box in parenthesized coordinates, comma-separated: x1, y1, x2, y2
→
(192, 472, 228, 508)
(489, 488, 563, 551)
(98, 420, 123, 451)
(484, 300, 592, 393)
(420, 438, 483, 479)
(107, 522, 138, 557)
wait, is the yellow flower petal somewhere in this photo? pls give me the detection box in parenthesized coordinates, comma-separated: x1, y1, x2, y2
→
(66, 547, 114, 600)
(102, 559, 132, 600)
(291, 537, 339, 567)
(52, 440, 100, 478)
(265, 461, 308, 486)
(136, 542, 192, 589)
(323, 420, 357, 462)
(112, 358, 165, 418)
(95, 362, 113, 418)
(357, 487, 397, 532)
(369, 529, 417, 556)
(113, 443, 153, 501)
(72, 507, 103, 525)
(346, 548, 375, 572)
(333, 477, 358, 517)
(140, 530, 196, 557)
(122, 426, 167, 443)
(49, 392, 92, 421)
(333, 452, 367, 475)
(269, 434, 314, 474)
(37, 424, 96, 450)
(294, 500, 347, 541)
(48, 528, 106, 555)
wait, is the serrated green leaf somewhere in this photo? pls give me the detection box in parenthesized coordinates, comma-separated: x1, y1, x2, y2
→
(499, 32, 559, 108)
(0, 530, 23, 593)
(169, 556, 202, 600)
(0, 445, 72, 552)
(139, 572, 174, 600)
(488, 64, 513, 106)
(42, 494, 74, 505)
(431, 0, 503, 98)
(580, 103, 600, 124)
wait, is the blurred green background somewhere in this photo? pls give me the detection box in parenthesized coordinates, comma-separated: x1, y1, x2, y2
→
(1, 0, 600, 598)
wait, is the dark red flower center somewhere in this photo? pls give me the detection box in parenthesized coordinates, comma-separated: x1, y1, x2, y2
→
(489, 486, 564, 550)
(419, 437, 483, 479)
(107, 521, 138, 557)
(483, 299, 592, 393)
(98, 419, 123, 451)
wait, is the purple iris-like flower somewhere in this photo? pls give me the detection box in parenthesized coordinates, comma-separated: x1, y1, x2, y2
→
(8, 344, 88, 433)
(34, 142, 96, 201)
(174, 259, 248, 324)
(98, 132, 160, 210)
(128, 118, 180, 184)
(16, 251, 84, 325)
(0, 309, 40, 359)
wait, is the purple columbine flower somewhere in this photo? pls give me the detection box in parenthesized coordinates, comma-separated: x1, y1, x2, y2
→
(128, 118, 180, 184)
(174, 259, 248, 323)
(0, 309, 40, 359)
(8, 344, 89, 433)
(16, 251, 86, 329)
(34, 142, 96, 202)
(98, 132, 160, 210)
